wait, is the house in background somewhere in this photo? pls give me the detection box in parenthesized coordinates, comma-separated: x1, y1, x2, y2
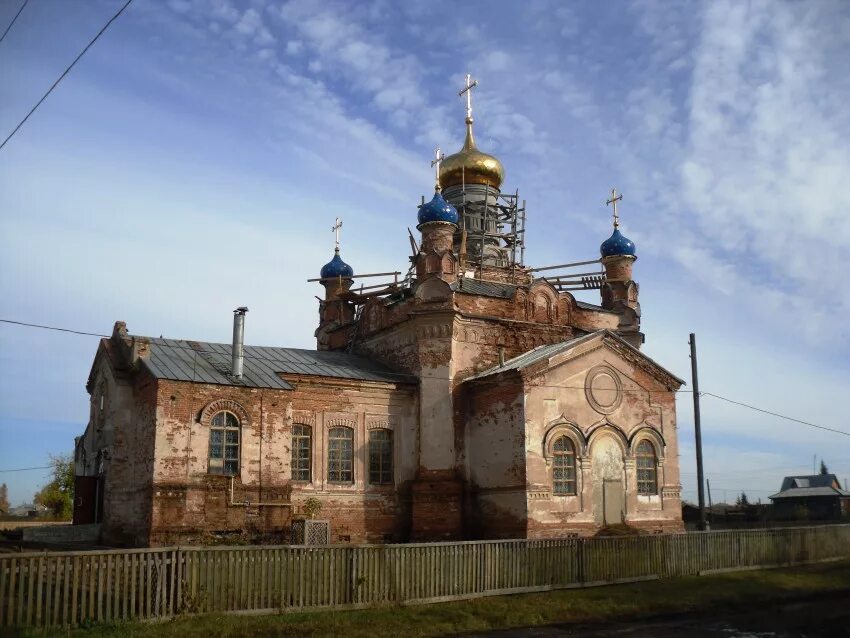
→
(769, 474, 850, 521)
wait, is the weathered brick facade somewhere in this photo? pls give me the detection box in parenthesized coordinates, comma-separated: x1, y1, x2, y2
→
(74, 114, 684, 546)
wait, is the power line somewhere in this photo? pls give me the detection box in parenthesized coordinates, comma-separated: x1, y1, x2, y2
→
(0, 465, 52, 473)
(0, 318, 691, 393)
(0, 0, 133, 152)
(0, 318, 108, 338)
(0, 0, 28, 44)
(702, 392, 850, 438)
(2, 316, 850, 438)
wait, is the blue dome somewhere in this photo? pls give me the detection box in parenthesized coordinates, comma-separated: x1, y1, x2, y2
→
(320, 251, 354, 279)
(600, 228, 636, 258)
(417, 190, 458, 226)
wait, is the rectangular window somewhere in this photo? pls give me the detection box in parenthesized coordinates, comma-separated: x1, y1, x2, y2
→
(327, 427, 353, 483)
(291, 424, 312, 482)
(368, 429, 393, 485)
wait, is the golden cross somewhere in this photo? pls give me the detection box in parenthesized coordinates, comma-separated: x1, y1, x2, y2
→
(430, 146, 445, 190)
(606, 188, 623, 228)
(331, 217, 342, 251)
(458, 73, 478, 122)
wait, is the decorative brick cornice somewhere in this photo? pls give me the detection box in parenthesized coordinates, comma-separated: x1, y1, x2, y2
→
(366, 417, 392, 430)
(326, 417, 357, 429)
(198, 399, 249, 427)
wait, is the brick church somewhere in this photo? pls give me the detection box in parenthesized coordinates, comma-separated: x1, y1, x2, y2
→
(74, 78, 685, 546)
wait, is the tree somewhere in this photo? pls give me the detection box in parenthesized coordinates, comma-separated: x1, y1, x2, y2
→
(33, 454, 74, 520)
(736, 492, 750, 507)
(0, 483, 9, 515)
(820, 460, 829, 475)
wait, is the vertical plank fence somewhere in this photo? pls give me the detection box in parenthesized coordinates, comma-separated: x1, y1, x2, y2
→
(1, 524, 848, 630)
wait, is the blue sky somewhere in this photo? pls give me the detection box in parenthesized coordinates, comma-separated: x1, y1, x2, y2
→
(1, 0, 849, 506)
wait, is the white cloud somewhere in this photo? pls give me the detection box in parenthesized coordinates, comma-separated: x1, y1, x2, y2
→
(285, 39, 303, 55)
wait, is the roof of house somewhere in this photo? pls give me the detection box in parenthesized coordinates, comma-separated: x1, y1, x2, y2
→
(465, 329, 685, 386)
(769, 474, 850, 500)
(137, 337, 415, 390)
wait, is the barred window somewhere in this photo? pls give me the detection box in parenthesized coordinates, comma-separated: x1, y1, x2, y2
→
(291, 424, 312, 482)
(636, 440, 658, 495)
(209, 411, 240, 475)
(327, 427, 353, 483)
(552, 436, 577, 495)
(368, 429, 393, 485)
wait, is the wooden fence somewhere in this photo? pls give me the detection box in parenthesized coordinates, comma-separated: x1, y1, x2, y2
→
(2, 524, 849, 630)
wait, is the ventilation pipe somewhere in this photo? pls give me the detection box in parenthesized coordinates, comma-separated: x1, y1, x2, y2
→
(498, 346, 505, 367)
(232, 307, 248, 378)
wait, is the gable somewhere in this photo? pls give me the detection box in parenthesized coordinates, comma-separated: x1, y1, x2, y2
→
(466, 330, 683, 391)
(539, 333, 681, 393)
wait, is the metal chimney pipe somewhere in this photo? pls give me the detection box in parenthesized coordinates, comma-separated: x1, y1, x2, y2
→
(232, 307, 248, 378)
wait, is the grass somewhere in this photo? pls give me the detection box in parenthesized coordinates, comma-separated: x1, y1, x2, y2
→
(11, 560, 850, 638)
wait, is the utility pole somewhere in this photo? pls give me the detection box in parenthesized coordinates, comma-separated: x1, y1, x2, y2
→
(706, 478, 713, 530)
(689, 333, 707, 531)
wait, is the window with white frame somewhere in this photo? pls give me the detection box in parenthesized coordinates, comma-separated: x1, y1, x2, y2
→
(327, 426, 354, 483)
(291, 424, 312, 481)
(552, 436, 577, 495)
(208, 411, 240, 475)
(368, 429, 393, 485)
(636, 440, 658, 495)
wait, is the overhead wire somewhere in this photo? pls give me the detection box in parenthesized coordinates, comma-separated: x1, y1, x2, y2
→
(1, 316, 849, 437)
(701, 392, 850, 438)
(0, 0, 28, 44)
(0, 465, 52, 473)
(0, 0, 133, 152)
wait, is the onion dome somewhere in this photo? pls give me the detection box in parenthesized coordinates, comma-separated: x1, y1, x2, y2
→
(418, 189, 458, 227)
(439, 120, 505, 190)
(320, 249, 354, 279)
(600, 228, 636, 258)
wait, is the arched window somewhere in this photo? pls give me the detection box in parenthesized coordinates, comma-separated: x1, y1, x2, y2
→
(636, 440, 658, 495)
(368, 429, 393, 485)
(209, 411, 240, 475)
(291, 424, 312, 482)
(328, 427, 354, 483)
(552, 436, 577, 495)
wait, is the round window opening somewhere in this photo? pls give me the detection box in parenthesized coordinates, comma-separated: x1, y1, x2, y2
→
(585, 367, 623, 414)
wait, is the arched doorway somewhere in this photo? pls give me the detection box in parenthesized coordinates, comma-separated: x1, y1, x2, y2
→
(591, 434, 625, 525)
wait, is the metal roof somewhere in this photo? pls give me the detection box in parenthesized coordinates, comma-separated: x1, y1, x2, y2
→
(450, 278, 517, 299)
(466, 332, 595, 381)
(465, 329, 685, 386)
(779, 474, 841, 491)
(770, 474, 850, 500)
(769, 487, 850, 500)
(139, 337, 414, 390)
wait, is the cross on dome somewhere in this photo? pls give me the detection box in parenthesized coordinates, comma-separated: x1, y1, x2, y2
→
(430, 146, 445, 191)
(331, 217, 343, 252)
(606, 187, 623, 229)
(458, 73, 478, 123)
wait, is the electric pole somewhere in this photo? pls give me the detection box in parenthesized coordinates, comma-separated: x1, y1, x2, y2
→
(690, 333, 707, 531)
(706, 478, 713, 530)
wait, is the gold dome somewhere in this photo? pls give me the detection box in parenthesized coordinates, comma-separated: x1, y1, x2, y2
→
(439, 120, 504, 190)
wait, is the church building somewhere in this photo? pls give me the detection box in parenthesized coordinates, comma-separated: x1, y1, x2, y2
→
(74, 76, 685, 546)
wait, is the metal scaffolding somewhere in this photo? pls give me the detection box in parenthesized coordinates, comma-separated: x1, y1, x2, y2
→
(455, 187, 527, 271)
